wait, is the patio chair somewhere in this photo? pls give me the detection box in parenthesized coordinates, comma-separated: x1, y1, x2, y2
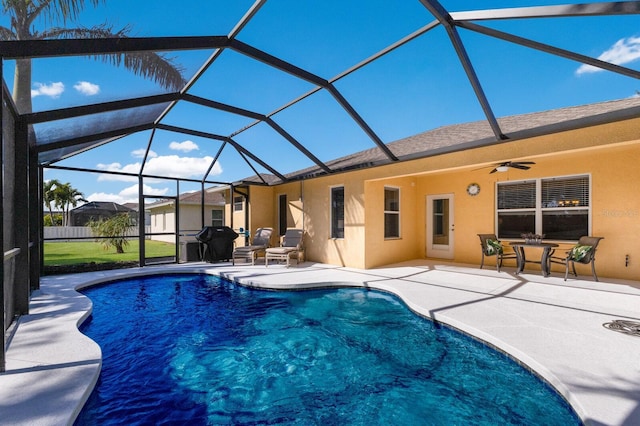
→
(232, 227, 273, 265)
(265, 229, 303, 267)
(548, 236, 604, 281)
(478, 233, 517, 272)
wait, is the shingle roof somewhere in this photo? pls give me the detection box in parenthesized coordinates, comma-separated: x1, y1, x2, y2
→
(179, 190, 225, 205)
(241, 97, 640, 185)
(146, 189, 225, 208)
(71, 201, 134, 213)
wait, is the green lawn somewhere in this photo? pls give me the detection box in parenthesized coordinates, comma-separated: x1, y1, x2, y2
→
(44, 240, 177, 266)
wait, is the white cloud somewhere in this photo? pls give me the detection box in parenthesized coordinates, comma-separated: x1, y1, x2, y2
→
(86, 184, 169, 205)
(96, 162, 140, 182)
(96, 155, 222, 182)
(169, 140, 199, 152)
(74, 81, 100, 96)
(131, 148, 158, 159)
(576, 36, 640, 75)
(144, 155, 221, 178)
(31, 82, 64, 98)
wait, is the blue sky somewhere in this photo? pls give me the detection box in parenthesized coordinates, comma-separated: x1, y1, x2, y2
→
(2, 0, 640, 205)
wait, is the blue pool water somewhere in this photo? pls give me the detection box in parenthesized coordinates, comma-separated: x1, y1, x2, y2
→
(75, 273, 581, 425)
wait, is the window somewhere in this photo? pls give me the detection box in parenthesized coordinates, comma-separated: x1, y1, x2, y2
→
(211, 209, 224, 227)
(384, 187, 400, 238)
(278, 194, 287, 236)
(330, 186, 344, 238)
(233, 196, 244, 211)
(497, 175, 590, 241)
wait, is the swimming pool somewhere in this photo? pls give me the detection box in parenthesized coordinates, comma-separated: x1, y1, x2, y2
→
(74, 273, 581, 425)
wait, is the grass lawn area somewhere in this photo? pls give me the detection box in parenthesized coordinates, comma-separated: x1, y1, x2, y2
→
(44, 240, 177, 266)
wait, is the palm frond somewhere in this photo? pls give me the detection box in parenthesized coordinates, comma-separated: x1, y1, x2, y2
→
(39, 25, 187, 91)
(0, 26, 16, 40)
(32, 0, 105, 26)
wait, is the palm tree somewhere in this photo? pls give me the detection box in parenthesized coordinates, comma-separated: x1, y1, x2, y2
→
(53, 181, 87, 226)
(89, 213, 133, 253)
(43, 178, 61, 224)
(0, 0, 187, 113)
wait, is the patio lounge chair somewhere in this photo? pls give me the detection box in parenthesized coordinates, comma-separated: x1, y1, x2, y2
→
(548, 236, 604, 281)
(232, 227, 273, 265)
(478, 233, 517, 272)
(265, 229, 303, 267)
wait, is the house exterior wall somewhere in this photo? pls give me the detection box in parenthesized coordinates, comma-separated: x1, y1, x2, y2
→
(249, 185, 276, 246)
(149, 207, 176, 243)
(271, 183, 303, 236)
(301, 175, 364, 266)
(149, 204, 224, 243)
(239, 116, 640, 280)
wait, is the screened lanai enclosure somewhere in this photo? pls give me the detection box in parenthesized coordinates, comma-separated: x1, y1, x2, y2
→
(3, 1, 640, 370)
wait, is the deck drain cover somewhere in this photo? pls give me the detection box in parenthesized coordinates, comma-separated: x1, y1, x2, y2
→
(603, 320, 640, 337)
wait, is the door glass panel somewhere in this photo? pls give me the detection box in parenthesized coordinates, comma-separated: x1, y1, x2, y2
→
(432, 199, 449, 245)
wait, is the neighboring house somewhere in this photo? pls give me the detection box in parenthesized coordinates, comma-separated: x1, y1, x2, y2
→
(226, 97, 640, 281)
(69, 201, 136, 226)
(122, 202, 151, 226)
(146, 189, 226, 243)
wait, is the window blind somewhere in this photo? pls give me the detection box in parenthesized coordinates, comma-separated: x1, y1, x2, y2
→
(497, 181, 535, 209)
(542, 176, 589, 208)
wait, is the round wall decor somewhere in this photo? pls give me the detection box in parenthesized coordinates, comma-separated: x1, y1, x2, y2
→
(467, 183, 480, 196)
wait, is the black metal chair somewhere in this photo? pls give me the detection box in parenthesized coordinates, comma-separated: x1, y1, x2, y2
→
(548, 236, 604, 281)
(478, 234, 517, 272)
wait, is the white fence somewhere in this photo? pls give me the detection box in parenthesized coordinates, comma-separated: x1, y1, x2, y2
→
(44, 226, 152, 241)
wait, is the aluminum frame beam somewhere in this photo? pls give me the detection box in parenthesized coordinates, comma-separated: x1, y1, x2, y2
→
(230, 39, 399, 161)
(459, 21, 640, 80)
(23, 93, 180, 124)
(183, 94, 332, 173)
(418, 0, 507, 141)
(0, 36, 230, 59)
(450, 1, 640, 21)
(156, 124, 288, 182)
(35, 123, 153, 154)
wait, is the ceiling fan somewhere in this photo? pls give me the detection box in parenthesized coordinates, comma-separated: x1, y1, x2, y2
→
(481, 161, 536, 174)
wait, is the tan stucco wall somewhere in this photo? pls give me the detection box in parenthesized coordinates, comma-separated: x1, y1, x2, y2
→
(269, 183, 304, 244)
(364, 176, 421, 268)
(248, 185, 276, 246)
(240, 116, 640, 280)
(301, 175, 365, 266)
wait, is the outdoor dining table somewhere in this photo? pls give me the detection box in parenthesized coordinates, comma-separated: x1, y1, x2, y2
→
(509, 241, 559, 277)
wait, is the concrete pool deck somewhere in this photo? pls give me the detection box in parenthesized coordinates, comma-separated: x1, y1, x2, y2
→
(1, 260, 639, 425)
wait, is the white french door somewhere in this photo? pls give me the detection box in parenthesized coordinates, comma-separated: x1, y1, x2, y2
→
(426, 194, 455, 259)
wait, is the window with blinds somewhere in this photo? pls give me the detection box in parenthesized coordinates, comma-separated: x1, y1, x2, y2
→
(497, 175, 590, 241)
(233, 196, 244, 211)
(331, 186, 344, 239)
(211, 209, 224, 227)
(384, 187, 400, 238)
(497, 181, 535, 209)
(542, 176, 589, 208)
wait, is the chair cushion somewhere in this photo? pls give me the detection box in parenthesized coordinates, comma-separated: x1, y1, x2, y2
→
(235, 245, 265, 252)
(570, 244, 592, 261)
(266, 247, 297, 254)
(485, 239, 503, 255)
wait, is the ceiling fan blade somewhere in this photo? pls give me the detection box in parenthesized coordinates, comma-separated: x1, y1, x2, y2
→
(489, 168, 498, 174)
(510, 164, 531, 170)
